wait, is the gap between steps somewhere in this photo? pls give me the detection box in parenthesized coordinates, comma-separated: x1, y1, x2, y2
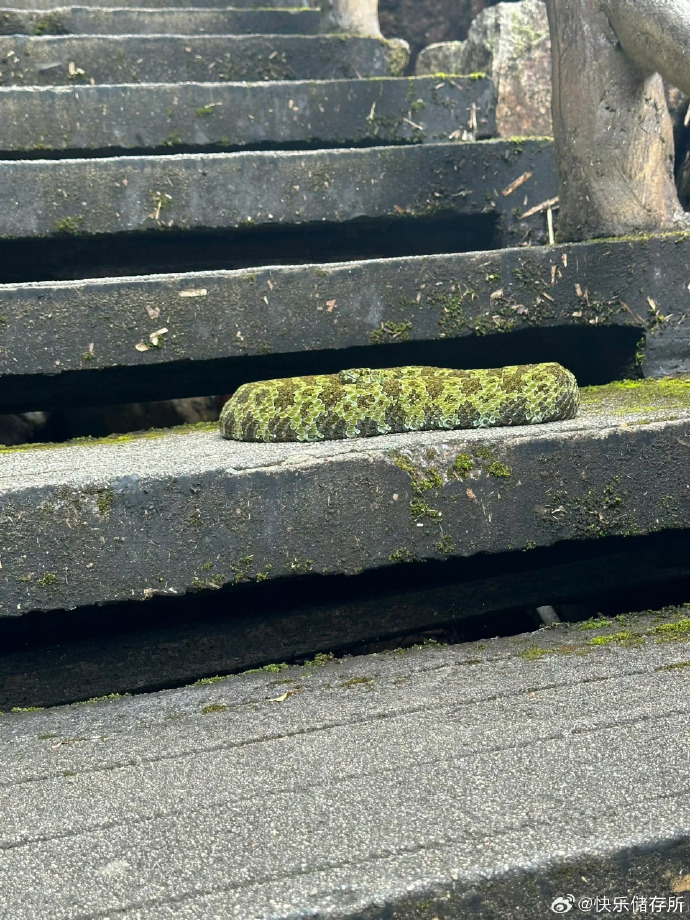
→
(2, 530, 689, 710)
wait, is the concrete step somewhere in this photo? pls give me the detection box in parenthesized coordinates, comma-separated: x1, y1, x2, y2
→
(0, 34, 408, 85)
(2, 234, 684, 414)
(4, 0, 311, 8)
(1, 376, 689, 616)
(0, 76, 496, 156)
(0, 140, 554, 260)
(1, 608, 689, 919)
(0, 6, 322, 35)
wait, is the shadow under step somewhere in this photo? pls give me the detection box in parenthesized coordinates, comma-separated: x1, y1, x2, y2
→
(2, 533, 690, 708)
(0, 76, 496, 158)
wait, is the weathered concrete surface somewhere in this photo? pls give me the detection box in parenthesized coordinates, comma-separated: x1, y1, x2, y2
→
(5, 234, 689, 413)
(0, 6, 321, 35)
(0, 34, 409, 85)
(1, 610, 690, 917)
(0, 76, 496, 155)
(0, 139, 554, 242)
(1, 377, 690, 616)
(417, 0, 552, 138)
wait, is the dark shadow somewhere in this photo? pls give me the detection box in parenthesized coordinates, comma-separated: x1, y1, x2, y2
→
(0, 325, 642, 418)
(1, 529, 689, 709)
(0, 212, 498, 284)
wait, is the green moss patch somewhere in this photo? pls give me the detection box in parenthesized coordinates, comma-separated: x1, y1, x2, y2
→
(0, 420, 217, 454)
(581, 376, 690, 417)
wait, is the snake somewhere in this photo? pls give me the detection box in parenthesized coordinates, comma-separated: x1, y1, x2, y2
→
(219, 363, 580, 443)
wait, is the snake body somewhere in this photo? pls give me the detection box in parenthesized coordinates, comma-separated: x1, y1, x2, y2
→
(220, 363, 579, 443)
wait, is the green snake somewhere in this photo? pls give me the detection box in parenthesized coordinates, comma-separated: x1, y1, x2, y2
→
(219, 363, 579, 443)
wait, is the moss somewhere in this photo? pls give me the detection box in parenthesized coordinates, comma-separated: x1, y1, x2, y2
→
(194, 674, 230, 686)
(580, 376, 690, 417)
(382, 37, 409, 76)
(201, 703, 227, 714)
(34, 12, 66, 34)
(520, 647, 550, 660)
(96, 489, 114, 517)
(369, 320, 412, 345)
(389, 548, 415, 564)
(53, 216, 84, 235)
(488, 461, 511, 478)
(195, 104, 217, 117)
(433, 287, 477, 338)
(410, 498, 442, 519)
(37, 573, 56, 587)
(435, 534, 455, 554)
(149, 190, 172, 216)
(393, 455, 442, 493)
(588, 632, 634, 646)
(254, 564, 272, 583)
(654, 618, 690, 640)
(340, 677, 374, 688)
(289, 558, 314, 574)
(77, 692, 127, 705)
(11, 706, 43, 713)
(451, 453, 474, 477)
(0, 420, 217, 455)
(243, 662, 289, 675)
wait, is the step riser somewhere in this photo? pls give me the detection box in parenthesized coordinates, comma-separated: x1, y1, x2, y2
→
(0, 35, 408, 85)
(2, 0, 313, 8)
(0, 77, 496, 156)
(1, 397, 689, 615)
(2, 236, 675, 415)
(0, 141, 554, 245)
(0, 8, 322, 35)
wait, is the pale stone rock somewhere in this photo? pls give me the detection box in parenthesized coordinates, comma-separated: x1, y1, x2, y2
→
(416, 0, 552, 138)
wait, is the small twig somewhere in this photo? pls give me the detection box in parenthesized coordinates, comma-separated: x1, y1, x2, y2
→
(501, 171, 533, 197)
(547, 206, 555, 245)
(519, 196, 559, 220)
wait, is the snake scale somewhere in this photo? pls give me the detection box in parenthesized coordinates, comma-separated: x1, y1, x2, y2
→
(219, 363, 579, 443)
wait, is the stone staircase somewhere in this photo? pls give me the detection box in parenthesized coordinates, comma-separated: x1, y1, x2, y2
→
(1, 1, 689, 916)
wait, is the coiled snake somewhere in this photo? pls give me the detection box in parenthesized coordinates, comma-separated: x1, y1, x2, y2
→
(219, 363, 579, 443)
